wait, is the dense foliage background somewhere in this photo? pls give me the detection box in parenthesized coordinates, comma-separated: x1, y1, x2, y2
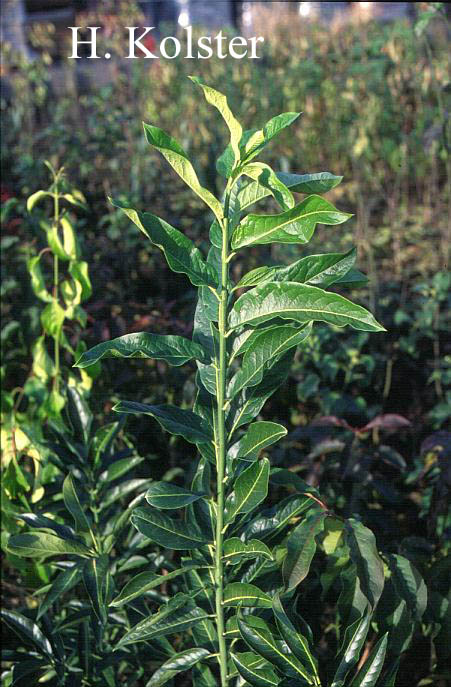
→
(1, 2, 449, 685)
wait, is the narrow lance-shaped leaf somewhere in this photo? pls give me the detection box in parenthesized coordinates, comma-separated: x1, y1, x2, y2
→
(229, 282, 385, 333)
(243, 112, 301, 163)
(146, 647, 211, 687)
(189, 76, 243, 166)
(349, 633, 388, 687)
(232, 195, 352, 249)
(83, 554, 109, 623)
(272, 593, 319, 683)
(231, 651, 280, 687)
(37, 564, 82, 619)
(113, 401, 212, 444)
(111, 563, 201, 607)
(116, 594, 211, 648)
(111, 199, 217, 287)
(225, 457, 270, 522)
(344, 519, 384, 610)
(283, 509, 327, 591)
(63, 474, 91, 533)
(131, 505, 210, 549)
(228, 324, 312, 399)
(331, 609, 372, 687)
(75, 332, 207, 369)
(143, 123, 223, 222)
(1, 609, 53, 658)
(238, 611, 314, 683)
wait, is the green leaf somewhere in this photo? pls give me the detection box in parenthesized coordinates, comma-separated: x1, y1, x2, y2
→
(231, 195, 351, 249)
(238, 612, 313, 683)
(113, 401, 212, 444)
(229, 282, 385, 332)
(45, 216, 79, 261)
(111, 564, 201, 606)
(283, 510, 326, 591)
(243, 112, 301, 163)
(66, 386, 92, 444)
(83, 554, 109, 623)
(385, 554, 427, 622)
(236, 266, 277, 289)
(7, 532, 92, 558)
(231, 421, 287, 462)
(272, 593, 319, 681)
(236, 171, 342, 213)
(189, 76, 242, 167)
(75, 332, 207, 368)
(68, 260, 92, 301)
(223, 582, 272, 608)
(228, 324, 312, 399)
(101, 455, 144, 483)
(331, 610, 372, 687)
(146, 647, 211, 687)
(231, 651, 280, 686)
(41, 300, 65, 339)
(27, 256, 52, 303)
(344, 519, 384, 610)
(37, 564, 82, 619)
(242, 162, 294, 211)
(1, 609, 52, 658)
(111, 199, 217, 287)
(142, 123, 223, 222)
(223, 538, 273, 565)
(227, 352, 294, 437)
(63, 474, 91, 533)
(131, 505, 210, 549)
(146, 482, 205, 509)
(27, 190, 52, 212)
(116, 594, 211, 648)
(349, 633, 388, 687)
(225, 457, 270, 522)
(243, 493, 315, 541)
(240, 248, 358, 290)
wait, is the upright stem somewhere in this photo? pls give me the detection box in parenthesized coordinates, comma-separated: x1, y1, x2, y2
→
(215, 184, 232, 687)
(53, 177, 60, 392)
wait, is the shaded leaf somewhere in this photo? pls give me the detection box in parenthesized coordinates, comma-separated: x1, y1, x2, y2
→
(344, 519, 384, 609)
(111, 199, 217, 287)
(223, 538, 273, 564)
(146, 647, 210, 687)
(349, 633, 388, 687)
(146, 482, 205, 509)
(1, 609, 52, 658)
(113, 401, 212, 444)
(7, 532, 92, 558)
(111, 564, 201, 607)
(231, 651, 280, 686)
(116, 594, 210, 648)
(75, 332, 207, 368)
(131, 505, 210, 549)
(283, 510, 326, 591)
